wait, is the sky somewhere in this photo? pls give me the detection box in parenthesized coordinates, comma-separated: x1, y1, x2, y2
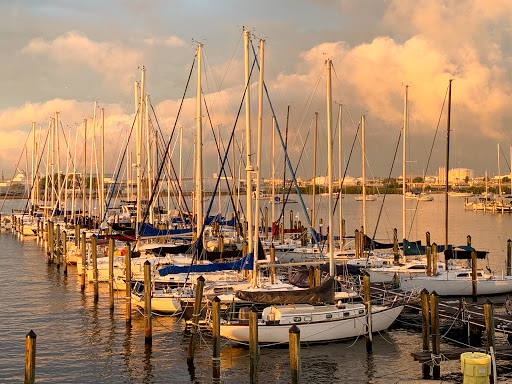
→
(1, 0, 512, 182)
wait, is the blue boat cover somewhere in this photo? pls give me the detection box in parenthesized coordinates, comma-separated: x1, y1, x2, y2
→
(139, 223, 193, 237)
(158, 252, 253, 276)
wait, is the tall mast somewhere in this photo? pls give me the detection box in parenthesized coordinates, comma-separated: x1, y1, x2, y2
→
(82, 119, 87, 222)
(253, 39, 264, 286)
(195, 43, 203, 240)
(100, 108, 105, 222)
(145, 94, 153, 224)
(71, 127, 78, 222)
(31, 122, 36, 210)
(445, 79, 452, 250)
(244, 28, 253, 254)
(498, 143, 502, 196)
(55, 112, 61, 211)
(179, 126, 183, 210)
(338, 104, 343, 248)
(402, 85, 408, 241)
(326, 59, 334, 277)
(136, 68, 145, 237)
(361, 115, 367, 235)
(312, 112, 318, 228)
(88, 104, 97, 220)
(50, 118, 55, 214)
(271, 116, 276, 225)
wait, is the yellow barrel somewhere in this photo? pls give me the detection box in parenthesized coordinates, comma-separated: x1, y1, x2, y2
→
(461, 352, 491, 384)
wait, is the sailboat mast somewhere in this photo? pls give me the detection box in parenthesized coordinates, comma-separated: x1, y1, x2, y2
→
(271, 116, 275, 225)
(326, 59, 334, 276)
(402, 85, 408, 241)
(338, 104, 343, 248)
(498, 143, 502, 196)
(362, 115, 367, 235)
(195, 43, 203, 241)
(100, 108, 105, 222)
(82, 119, 87, 222)
(145, 94, 153, 224)
(445, 79, 452, 250)
(136, 68, 145, 237)
(253, 39, 264, 286)
(244, 29, 253, 254)
(55, 112, 61, 211)
(31, 122, 36, 211)
(312, 112, 318, 228)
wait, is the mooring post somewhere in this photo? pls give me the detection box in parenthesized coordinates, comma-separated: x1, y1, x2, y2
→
(269, 245, 276, 284)
(264, 207, 268, 240)
(507, 239, 512, 276)
(426, 231, 431, 246)
(74, 224, 80, 247)
(125, 243, 132, 324)
(354, 229, 360, 258)
(471, 250, 477, 302)
(430, 291, 440, 379)
(289, 210, 293, 231)
(187, 275, 205, 363)
(289, 325, 301, 384)
(363, 273, 373, 352)
(249, 305, 259, 384)
(24, 330, 36, 384)
(62, 231, 67, 274)
(484, 299, 495, 384)
(308, 266, 315, 288)
(144, 260, 152, 344)
(420, 289, 431, 378)
(432, 243, 438, 275)
(55, 224, 61, 267)
(80, 232, 86, 291)
(426, 245, 432, 276)
(212, 296, 221, 383)
(47, 220, 54, 263)
(91, 234, 98, 301)
(467, 234, 472, 247)
(314, 267, 321, 287)
(393, 228, 399, 264)
(108, 237, 115, 310)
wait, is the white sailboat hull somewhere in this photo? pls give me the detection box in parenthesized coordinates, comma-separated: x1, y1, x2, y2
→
(220, 305, 403, 343)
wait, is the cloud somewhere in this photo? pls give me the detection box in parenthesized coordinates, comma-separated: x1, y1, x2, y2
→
(143, 36, 187, 47)
(22, 31, 142, 87)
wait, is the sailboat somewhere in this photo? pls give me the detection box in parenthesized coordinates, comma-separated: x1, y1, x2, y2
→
(219, 59, 403, 344)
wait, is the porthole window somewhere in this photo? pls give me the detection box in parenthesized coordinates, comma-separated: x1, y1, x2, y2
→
(293, 317, 302, 322)
(326, 314, 332, 319)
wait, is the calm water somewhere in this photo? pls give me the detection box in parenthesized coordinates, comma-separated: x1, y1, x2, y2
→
(2, 194, 512, 383)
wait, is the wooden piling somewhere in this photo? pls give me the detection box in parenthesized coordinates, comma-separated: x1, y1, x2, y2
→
(393, 228, 399, 264)
(426, 231, 431, 246)
(430, 291, 440, 379)
(507, 239, 511, 276)
(55, 224, 61, 267)
(314, 268, 321, 287)
(432, 243, 437, 275)
(91, 234, 98, 301)
(426, 245, 432, 276)
(471, 250, 477, 302)
(24, 330, 36, 384)
(249, 305, 259, 384)
(108, 237, 115, 310)
(308, 266, 315, 288)
(269, 245, 276, 284)
(467, 234, 471, 247)
(212, 296, 221, 383)
(280, 222, 285, 244)
(144, 260, 152, 344)
(289, 325, 301, 384)
(74, 224, 80, 247)
(62, 231, 67, 274)
(484, 299, 495, 383)
(187, 275, 205, 363)
(289, 210, 293, 230)
(420, 289, 431, 378)
(264, 207, 268, 240)
(354, 229, 360, 259)
(363, 274, 372, 352)
(80, 232, 86, 291)
(47, 220, 54, 263)
(125, 243, 132, 324)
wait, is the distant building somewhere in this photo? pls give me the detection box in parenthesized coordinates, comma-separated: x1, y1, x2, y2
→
(449, 168, 474, 183)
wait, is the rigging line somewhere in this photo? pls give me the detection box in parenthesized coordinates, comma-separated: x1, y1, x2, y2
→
(273, 129, 311, 228)
(202, 90, 245, 227)
(58, 119, 76, 171)
(97, 102, 141, 235)
(371, 129, 402, 244)
(333, 119, 361, 214)
(20, 128, 51, 217)
(279, 105, 290, 226)
(203, 88, 243, 220)
(499, 144, 510, 173)
(407, 85, 449, 237)
(149, 101, 192, 219)
(178, 54, 257, 285)
(254, 52, 325, 257)
(135, 54, 197, 248)
(0, 128, 35, 212)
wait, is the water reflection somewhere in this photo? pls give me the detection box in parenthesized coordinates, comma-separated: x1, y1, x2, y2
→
(143, 343, 153, 384)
